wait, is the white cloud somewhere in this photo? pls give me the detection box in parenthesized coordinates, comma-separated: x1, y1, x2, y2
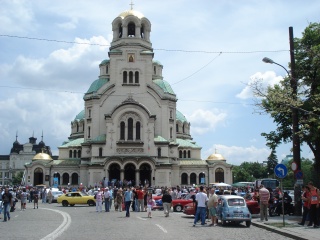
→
(204, 144, 270, 166)
(236, 71, 284, 99)
(188, 109, 227, 135)
(56, 17, 78, 30)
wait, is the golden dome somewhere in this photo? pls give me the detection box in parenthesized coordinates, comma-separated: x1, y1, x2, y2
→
(206, 153, 226, 161)
(118, 10, 144, 19)
(32, 152, 53, 161)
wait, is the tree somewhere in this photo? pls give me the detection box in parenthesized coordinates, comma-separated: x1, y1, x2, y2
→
(12, 171, 23, 186)
(266, 149, 278, 177)
(250, 22, 320, 187)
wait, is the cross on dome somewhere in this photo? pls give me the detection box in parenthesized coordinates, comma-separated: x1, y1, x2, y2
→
(130, 0, 134, 10)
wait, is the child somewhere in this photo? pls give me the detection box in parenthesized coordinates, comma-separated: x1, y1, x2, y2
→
(147, 193, 155, 218)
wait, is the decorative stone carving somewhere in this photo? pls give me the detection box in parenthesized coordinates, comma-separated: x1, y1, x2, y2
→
(116, 148, 144, 154)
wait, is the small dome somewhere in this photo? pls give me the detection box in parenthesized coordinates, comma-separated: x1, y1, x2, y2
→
(119, 9, 144, 19)
(32, 153, 53, 161)
(207, 153, 226, 161)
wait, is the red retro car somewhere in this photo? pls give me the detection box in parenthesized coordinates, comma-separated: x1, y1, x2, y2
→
(183, 196, 260, 216)
(172, 193, 195, 212)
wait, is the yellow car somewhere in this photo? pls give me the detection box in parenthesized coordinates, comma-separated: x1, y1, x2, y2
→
(57, 192, 96, 207)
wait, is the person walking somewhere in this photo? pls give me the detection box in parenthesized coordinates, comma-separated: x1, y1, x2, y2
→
(146, 193, 155, 218)
(47, 188, 53, 204)
(33, 188, 39, 209)
(162, 190, 172, 217)
(207, 188, 218, 226)
(20, 188, 28, 211)
(124, 188, 132, 217)
(193, 186, 208, 227)
(42, 188, 47, 203)
(299, 185, 310, 226)
(104, 188, 110, 212)
(2, 187, 13, 222)
(259, 184, 270, 222)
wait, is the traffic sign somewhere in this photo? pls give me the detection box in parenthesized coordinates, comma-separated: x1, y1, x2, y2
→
(295, 170, 303, 179)
(291, 162, 297, 171)
(274, 163, 288, 178)
(296, 179, 304, 185)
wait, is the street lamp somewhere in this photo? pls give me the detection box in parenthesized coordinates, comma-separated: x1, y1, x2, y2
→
(262, 55, 302, 215)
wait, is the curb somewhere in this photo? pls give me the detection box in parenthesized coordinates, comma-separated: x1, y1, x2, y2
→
(251, 222, 309, 240)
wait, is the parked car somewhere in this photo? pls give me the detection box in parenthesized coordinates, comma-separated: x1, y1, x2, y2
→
(57, 192, 96, 207)
(47, 190, 63, 203)
(216, 195, 251, 227)
(172, 193, 195, 212)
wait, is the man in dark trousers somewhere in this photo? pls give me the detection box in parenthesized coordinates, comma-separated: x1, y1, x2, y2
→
(162, 190, 172, 217)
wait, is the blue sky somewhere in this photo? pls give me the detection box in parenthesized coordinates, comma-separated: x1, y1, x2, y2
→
(0, 0, 319, 165)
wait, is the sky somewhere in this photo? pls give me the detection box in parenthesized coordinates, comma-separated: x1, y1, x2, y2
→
(0, 0, 319, 165)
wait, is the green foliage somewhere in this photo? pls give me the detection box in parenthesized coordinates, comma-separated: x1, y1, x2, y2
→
(12, 171, 23, 186)
(250, 22, 320, 187)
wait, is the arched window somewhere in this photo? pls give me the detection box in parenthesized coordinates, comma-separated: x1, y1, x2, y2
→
(181, 173, 188, 185)
(141, 25, 145, 38)
(128, 118, 133, 140)
(76, 123, 79, 132)
(88, 126, 91, 138)
(120, 122, 125, 140)
(182, 125, 185, 133)
(176, 124, 179, 132)
(78, 150, 81, 158)
(179, 150, 182, 158)
(106, 66, 108, 74)
(183, 150, 186, 158)
(190, 173, 197, 185)
(129, 71, 133, 83)
(71, 173, 78, 185)
(118, 23, 123, 38)
(99, 147, 103, 157)
(135, 71, 139, 83)
(199, 172, 205, 184)
(62, 173, 69, 185)
(215, 168, 224, 183)
(136, 121, 141, 140)
(69, 150, 72, 158)
(170, 110, 172, 119)
(188, 150, 191, 158)
(170, 127, 173, 139)
(123, 71, 127, 83)
(154, 66, 156, 74)
(157, 148, 161, 157)
(128, 22, 135, 37)
(73, 150, 77, 158)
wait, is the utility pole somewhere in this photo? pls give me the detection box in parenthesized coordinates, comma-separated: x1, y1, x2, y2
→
(289, 26, 302, 216)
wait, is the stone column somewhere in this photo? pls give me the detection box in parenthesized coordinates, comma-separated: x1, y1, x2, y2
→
(135, 169, 139, 186)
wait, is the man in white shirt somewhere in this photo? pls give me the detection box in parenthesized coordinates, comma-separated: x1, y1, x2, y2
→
(193, 186, 208, 226)
(104, 188, 110, 212)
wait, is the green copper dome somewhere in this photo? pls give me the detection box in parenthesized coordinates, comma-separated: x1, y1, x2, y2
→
(176, 110, 188, 123)
(86, 78, 109, 94)
(100, 59, 110, 65)
(74, 110, 85, 121)
(153, 79, 175, 95)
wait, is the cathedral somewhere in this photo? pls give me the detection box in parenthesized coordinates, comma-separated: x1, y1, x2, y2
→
(3, 8, 233, 188)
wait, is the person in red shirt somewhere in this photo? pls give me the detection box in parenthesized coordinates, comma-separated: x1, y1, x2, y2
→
(307, 181, 320, 228)
(299, 185, 310, 226)
(136, 187, 145, 212)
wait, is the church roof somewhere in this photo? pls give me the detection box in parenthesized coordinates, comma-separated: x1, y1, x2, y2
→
(74, 110, 85, 121)
(176, 138, 201, 149)
(60, 138, 84, 148)
(86, 78, 109, 94)
(206, 153, 226, 161)
(152, 60, 162, 65)
(154, 136, 168, 142)
(176, 110, 188, 123)
(118, 9, 144, 19)
(100, 59, 110, 65)
(153, 79, 175, 95)
(52, 159, 81, 166)
(88, 134, 106, 143)
(180, 160, 207, 165)
(32, 152, 53, 161)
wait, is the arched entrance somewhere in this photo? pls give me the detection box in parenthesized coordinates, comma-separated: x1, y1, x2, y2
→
(139, 163, 151, 186)
(109, 163, 121, 182)
(33, 167, 43, 186)
(124, 163, 136, 183)
(190, 173, 197, 185)
(215, 168, 224, 183)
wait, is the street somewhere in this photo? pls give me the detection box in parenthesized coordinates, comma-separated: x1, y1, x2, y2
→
(0, 202, 293, 240)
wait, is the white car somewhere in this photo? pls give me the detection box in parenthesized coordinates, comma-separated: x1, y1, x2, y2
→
(46, 190, 63, 203)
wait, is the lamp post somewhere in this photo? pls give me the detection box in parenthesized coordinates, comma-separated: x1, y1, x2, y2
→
(262, 27, 302, 216)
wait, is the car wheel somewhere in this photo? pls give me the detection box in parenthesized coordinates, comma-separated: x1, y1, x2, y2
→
(175, 205, 182, 212)
(88, 200, 95, 206)
(246, 221, 251, 227)
(62, 200, 69, 207)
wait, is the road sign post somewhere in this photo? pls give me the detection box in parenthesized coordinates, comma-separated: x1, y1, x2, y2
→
(274, 163, 288, 226)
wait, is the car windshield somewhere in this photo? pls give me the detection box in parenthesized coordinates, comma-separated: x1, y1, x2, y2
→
(52, 191, 63, 196)
(228, 198, 245, 206)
